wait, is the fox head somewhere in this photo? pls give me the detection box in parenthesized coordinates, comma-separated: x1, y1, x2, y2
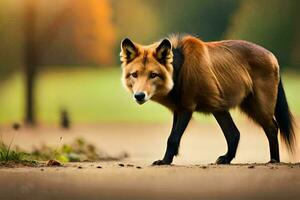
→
(120, 38, 174, 105)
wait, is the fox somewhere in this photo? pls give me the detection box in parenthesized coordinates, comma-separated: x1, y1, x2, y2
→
(120, 34, 296, 165)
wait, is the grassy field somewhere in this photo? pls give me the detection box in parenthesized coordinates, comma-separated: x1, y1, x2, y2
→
(0, 67, 299, 125)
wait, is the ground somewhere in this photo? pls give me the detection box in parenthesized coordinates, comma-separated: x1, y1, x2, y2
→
(0, 120, 300, 200)
(1, 162, 299, 200)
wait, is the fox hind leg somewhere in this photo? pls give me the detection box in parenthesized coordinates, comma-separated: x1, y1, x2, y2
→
(263, 119, 280, 162)
(240, 93, 280, 163)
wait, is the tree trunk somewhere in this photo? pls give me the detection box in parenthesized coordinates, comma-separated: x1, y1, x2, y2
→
(24, 0, 37, 125)
(24, 56, 36, 125)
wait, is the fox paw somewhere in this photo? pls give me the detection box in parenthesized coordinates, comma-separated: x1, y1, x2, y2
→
(268, 159, 279, 164)
(216, 155, 231, 164)
(152, 159, 171, 165)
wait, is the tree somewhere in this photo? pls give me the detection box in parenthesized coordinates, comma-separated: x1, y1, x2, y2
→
(22, 0, 116, 125)
(72, 0, 116, 65)
(290, 1, 300, 67)
(111, 0, 162, 44)
(39, 0, 116, 65)
(23, 0, 74, 125)
(148, 0, 239, 41)
(226, 0, 299, 68)
(0, 0, 23, 81)
(291, 27, 300, 67)
(24, 0, 38, 125)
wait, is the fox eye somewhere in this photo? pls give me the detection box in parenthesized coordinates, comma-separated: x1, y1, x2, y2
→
(149, 72, 159, 79)
(131, 72, 138, 78)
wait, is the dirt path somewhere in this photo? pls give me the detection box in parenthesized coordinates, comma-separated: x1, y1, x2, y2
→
(0, 162, 300, 200)
(1, 120, 300, 200)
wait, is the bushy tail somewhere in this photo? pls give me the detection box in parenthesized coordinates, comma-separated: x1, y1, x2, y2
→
(275, 78, 296, 153)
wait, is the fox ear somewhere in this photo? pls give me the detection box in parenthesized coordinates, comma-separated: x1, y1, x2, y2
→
(120, 38, 138, 64)
(155, 39, 172, 64)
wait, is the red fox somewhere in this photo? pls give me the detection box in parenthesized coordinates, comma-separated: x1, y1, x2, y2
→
(120, 34, 296, 165)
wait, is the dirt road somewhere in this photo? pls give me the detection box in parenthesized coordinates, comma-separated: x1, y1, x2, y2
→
(0, 120, 300, 200)
(1, 162, 300, 200)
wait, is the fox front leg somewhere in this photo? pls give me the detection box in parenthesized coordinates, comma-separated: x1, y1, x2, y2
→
(152, 111, 192, 165)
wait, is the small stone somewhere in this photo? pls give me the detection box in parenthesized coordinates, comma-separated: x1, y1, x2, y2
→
(119, 163, 125, 167)
(40, 168, 44, 171)
(46, 159, 62, 166)
(200, 166, 207, 169)
(78, 166, 83, 169)
(127, 164, 134, 167)
(97, 166, 102, 169)
(136, 166, 142, 169)
(12, 122, 21, 130)
(248, 165, 255, 169)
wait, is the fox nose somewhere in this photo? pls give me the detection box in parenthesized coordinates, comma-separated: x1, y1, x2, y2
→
(134, 92, 146, 102)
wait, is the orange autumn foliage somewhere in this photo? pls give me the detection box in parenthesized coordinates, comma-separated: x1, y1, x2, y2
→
(71, 0, 116, 65)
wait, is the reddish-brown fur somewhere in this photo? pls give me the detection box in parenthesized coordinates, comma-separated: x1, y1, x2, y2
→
(144, 35, 279, 127)
(120, 34, 295, 164)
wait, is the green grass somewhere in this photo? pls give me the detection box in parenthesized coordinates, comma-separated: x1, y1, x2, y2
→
(0, 67, 172, 124)
(0, 67, 299, 125)
(281, 74, 300, 114)
(0, 135, 126, 166)
(0, 139, 37, 166)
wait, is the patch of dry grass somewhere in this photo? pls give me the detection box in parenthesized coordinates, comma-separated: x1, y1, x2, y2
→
(31, 137, 129, 163)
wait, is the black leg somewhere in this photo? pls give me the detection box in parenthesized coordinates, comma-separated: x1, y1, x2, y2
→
(213, 111, 240, 164)
(263, 119, 280, 163)
(152, 111, 192, 165)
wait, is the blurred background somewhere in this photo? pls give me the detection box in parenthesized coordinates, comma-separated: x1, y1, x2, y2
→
(0, 0, 299, 126)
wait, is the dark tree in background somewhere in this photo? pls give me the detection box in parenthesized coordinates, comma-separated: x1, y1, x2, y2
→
(148, 0, 240, 41)
(113, 0, 239, 45)
(24, 0, 37, 125)
(0, 1, 22, 81)
(226, 0, 300, 68)
(23, 0, 72, 125)
(22, 0, 116, 125)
